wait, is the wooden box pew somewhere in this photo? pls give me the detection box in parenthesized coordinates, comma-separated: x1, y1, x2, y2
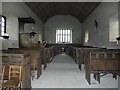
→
(41, 47, 47, 70)
(42, 47, 52, 70)
(50, 46, 55, 59)
(75, 47, 100, 70)
(73, 47, 76, 59)
(75, 47, 80, 64)
(85, 50, 120, 85)
(51, 45, 76, 58)
(54, 45, 62, 55)
(70, 46, 75, 58)
(45, 48, 52, 63)
(67, 46, 76, 59)
(1, 51, 31, 88)
(7, 48, 42, 79)
(65, 46, 75, 56)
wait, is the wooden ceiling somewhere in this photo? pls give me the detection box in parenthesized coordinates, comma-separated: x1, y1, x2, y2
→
(26, 2, 100, 23)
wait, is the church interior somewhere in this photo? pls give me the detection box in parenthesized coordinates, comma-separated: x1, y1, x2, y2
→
(0, 1, 120, 89)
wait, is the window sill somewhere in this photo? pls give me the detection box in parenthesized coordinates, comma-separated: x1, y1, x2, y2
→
(0, 36, 9, 39)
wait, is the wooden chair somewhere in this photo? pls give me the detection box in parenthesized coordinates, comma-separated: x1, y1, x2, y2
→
(0, 66, 5, 88)
(2, 65, 22, 89)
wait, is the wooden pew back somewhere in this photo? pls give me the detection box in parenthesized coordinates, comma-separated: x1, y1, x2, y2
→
(85, 49, 120, 84)
(1, 52, 31, 88)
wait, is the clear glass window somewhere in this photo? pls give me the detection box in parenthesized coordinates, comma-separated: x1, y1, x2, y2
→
(56, 29, 72, 43)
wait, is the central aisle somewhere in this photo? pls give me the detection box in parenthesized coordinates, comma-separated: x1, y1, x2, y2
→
(31, 53, 118, 88)
(32, 53, 86, 88)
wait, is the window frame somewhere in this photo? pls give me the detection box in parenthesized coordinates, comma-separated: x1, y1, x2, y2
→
(0, 15, 6, 36)
(56, 29, 72, 43)
(109, 14, 119, 42)
(84, 30, 89, 43)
